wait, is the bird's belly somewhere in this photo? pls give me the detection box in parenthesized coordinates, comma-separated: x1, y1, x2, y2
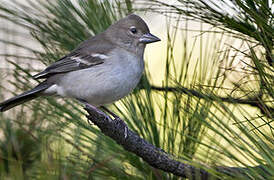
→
(56, 60, 143, 106)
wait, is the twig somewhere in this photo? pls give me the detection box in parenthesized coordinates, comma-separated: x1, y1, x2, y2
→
(84, 105, 269, 179)
(148, 86, 273, 118)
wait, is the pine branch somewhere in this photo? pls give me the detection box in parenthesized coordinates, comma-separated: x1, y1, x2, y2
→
(84, 104, 269, 179)
(148, 86, 273, 118)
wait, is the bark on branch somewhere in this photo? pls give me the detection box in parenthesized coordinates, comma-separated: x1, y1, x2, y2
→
(84, 105, 269, 179)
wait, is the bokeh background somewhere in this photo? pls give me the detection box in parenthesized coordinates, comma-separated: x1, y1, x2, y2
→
(0, 0, 273, 179)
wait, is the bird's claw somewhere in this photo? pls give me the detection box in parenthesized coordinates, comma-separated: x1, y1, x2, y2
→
(82, 103, 127, 139)
(81, 100, 113, 122)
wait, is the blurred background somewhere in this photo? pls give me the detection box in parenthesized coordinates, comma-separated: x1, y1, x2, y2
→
(0, 0, 273, 179)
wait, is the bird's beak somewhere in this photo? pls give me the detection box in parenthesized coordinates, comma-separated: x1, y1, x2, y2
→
(139, 33, 161, 44)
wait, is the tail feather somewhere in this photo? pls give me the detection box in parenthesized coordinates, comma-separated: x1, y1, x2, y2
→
(0, 82, 50, 112)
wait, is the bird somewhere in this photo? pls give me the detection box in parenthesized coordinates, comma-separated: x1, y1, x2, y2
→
(0, 14, 160, 112)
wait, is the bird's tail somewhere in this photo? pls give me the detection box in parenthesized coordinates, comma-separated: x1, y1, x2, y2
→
(0, 81, 50, 112)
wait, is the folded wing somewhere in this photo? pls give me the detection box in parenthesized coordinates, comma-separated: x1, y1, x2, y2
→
(33, 52, 105, 79)
(33, 35, 113, 79)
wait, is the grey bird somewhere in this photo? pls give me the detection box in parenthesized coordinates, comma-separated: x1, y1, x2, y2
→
(0, 14, 160, 112)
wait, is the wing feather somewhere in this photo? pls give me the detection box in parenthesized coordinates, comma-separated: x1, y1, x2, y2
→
(33, 34, 114, 79)
(33, 52, 106, 79)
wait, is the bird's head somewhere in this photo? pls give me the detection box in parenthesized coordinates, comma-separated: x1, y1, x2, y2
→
(105, 14, 160, 54)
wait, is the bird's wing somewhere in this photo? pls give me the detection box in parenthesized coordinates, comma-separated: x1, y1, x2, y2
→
(33, 52, 105, 79)
(33, 37, 113, 79)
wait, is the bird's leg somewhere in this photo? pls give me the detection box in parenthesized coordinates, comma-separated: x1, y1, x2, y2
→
(101, 106, 128, 139)
(100, 106, 120, 119)
(77, 99, 112, 123)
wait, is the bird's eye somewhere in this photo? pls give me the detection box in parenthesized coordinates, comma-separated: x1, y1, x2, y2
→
(130, 26, 137, 34)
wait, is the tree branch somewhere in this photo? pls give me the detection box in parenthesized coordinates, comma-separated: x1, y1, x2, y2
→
(148, 86, 273, 118)
(84, 105, 269, 179)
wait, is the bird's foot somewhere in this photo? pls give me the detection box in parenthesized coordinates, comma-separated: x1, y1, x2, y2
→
(79, 99, 112, 122)
(100, 106, 120, 120)
(81, 102, 128, 139)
